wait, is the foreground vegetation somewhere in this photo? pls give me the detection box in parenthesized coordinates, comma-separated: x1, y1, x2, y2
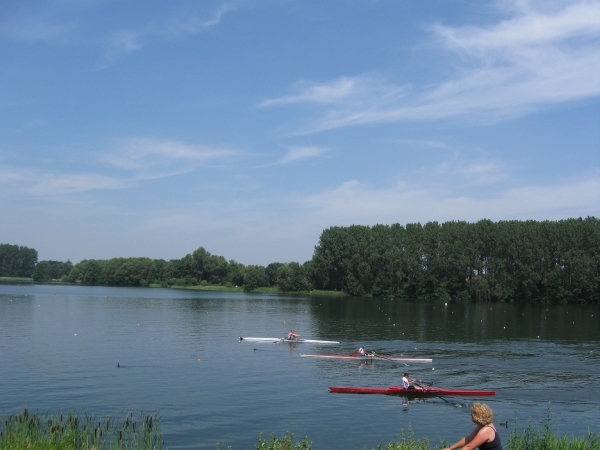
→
(0, 410, 163, 450)
(242, 425, 600, 450)
(2, 217, 599, 302)
(2, 410, 598, 450)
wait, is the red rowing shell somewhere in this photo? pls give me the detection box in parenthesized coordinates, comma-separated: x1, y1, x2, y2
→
(329, 386, 495, 396)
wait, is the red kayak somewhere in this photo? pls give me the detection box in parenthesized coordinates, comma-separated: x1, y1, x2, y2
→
(329, 385, 495, 397)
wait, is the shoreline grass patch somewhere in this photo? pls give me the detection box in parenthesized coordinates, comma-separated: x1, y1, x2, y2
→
(0, 409, 164, 450)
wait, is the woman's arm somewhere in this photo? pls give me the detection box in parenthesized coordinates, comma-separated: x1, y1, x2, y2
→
(461, 427, 494, 450)
(443, 427, 479, 450)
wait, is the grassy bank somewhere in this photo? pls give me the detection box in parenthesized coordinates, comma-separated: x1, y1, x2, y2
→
(247, 427, 600, 450)
(0, 410, 163, 450)
(3, 410, 598, 450)
(168, 284, 348, 296)
(0, 277, 32, 283)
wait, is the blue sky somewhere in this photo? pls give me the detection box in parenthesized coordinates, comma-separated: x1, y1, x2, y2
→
(1, 0, 599, 265)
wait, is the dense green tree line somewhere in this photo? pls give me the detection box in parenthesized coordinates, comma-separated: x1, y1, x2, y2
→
(311, 217, 600, 304)
(32, 260, 73, 281)
(0, 244, 37, 277)
(2, 216, 598, 303)
(61, 248, 309, 292)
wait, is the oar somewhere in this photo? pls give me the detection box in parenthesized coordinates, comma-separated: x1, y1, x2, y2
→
(415, 381, 450, 404)
(371, 352, 396, 362)
(365, 351, 403, 363)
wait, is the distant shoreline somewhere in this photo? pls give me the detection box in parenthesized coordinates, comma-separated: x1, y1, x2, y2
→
(0, 278, 348, 296)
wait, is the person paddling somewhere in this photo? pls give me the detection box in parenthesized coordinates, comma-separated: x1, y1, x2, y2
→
(402, 372, 422, 390)
(358, 345, 366, 355)
(443, 403, 502, 450)
(287, 329, 300, 340)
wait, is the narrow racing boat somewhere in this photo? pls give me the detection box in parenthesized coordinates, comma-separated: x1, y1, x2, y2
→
(329, 385, 495, 397)
(239, 336, 340, 344)
(301, 353, 432, 363)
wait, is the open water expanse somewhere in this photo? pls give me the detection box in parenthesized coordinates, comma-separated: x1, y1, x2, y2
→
(0, 284, 599, 449)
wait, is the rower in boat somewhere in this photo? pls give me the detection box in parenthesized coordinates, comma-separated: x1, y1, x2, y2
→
(402, 372, 422, 391)
(358, 345, 366, 355)
(287, 329, 300, 340)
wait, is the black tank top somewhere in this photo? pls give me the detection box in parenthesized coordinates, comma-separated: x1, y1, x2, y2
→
(479, 426, 502, 450)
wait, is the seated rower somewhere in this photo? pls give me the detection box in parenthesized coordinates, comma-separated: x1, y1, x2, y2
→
(287, 329, 300, 340)
(402, 372, 423, 390)
(358, 345, 366, 355)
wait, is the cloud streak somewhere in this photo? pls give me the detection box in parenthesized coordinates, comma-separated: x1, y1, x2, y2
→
(263, 0, 600, 132)
(0, 3, 238, 65)
(106, 138, 238, 179)
(276, 146, 327, 165)
(0, 137, 238, 197)
(0, 165, 131, 197)
(298, 171, 600, 226)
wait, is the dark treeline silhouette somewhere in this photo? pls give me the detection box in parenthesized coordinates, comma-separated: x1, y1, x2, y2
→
(311, 217, 599, 304)
(32, 260, 74, 282)
(63, 251, 302, 292)
(0, 244, 38, 277)
(1, 217, 598, 303)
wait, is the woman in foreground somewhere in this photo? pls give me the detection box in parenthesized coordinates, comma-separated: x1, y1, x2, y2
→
(443, 403, 502, 450)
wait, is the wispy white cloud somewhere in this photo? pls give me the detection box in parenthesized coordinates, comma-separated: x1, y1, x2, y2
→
(260, 76, 389, 107)
(264, 0, 600, 132)
(1, 3, 237, 65)
(106, 138, 238, 179)
(298, 171, 600, 226)
(163, 4, 234, 38)
(101, 29, 144, 63)
(29, 173, 131, 196)
(276, 146, 327, 165)
(0, 15, 75, 44)
(0, 165, 130, 196)
(0, 137, 238, 197)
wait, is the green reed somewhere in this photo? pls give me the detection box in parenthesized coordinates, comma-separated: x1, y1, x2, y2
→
(254, 431, 312, 450)
(0, 409, 164, 450)
(508, 423, 600, 450)
(378, 428, 432, 450)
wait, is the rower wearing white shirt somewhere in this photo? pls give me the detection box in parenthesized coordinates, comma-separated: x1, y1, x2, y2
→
(358, 345, 366, 355)
(402, 372, 422, 390)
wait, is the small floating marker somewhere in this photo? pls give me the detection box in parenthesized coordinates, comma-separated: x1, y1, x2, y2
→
(504, 326, 506, 329)
(432, 368, 435, 370)
(117, 363, 120, 368)
(74, 333, 77, 336)
(197, 359, 201, 362)
(537, 336, 540, 339)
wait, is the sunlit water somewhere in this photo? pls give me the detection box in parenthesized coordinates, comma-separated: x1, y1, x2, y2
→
(0, 284, 598, 449)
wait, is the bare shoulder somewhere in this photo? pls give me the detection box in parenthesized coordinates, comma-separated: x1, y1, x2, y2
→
(479, 425, 497, 440)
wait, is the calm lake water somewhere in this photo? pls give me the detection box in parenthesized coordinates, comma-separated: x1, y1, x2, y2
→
(0, 284, 599, 449)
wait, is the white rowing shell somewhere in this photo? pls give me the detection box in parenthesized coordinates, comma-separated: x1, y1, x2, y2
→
(239, 337, 340, 344)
